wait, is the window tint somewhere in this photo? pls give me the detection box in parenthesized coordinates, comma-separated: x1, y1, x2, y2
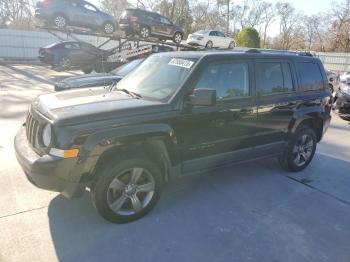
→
(209, 31, 217, 36)
(64, 43, 80, 49)
(195, 63, 250, 100)
(160, 17, 172, 25)
(83, 3, 97, 12)
(256, 62, 293, 95)
(297, 62, 324, 91)
(216, 31, 225, 37)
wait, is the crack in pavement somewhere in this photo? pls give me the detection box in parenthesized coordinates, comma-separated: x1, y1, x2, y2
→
(0, 205, 48, 220)
(285, 175, 350, 206)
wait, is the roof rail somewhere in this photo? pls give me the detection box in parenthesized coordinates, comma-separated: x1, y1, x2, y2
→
(245, 48, 314, 57)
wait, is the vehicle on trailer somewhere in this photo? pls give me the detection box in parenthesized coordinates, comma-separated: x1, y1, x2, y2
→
(326, 69, 340, 93)
(55, 58, 145, 91)
(186, 30, 236, 49)
(39, 41, 111, 73)
(119, 8, 184, 44)
(15, 50, 331, 223)
(35, 0, 117, 34)
(333, 82, 350, 121)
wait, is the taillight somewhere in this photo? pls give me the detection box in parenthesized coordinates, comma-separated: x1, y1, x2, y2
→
(130, 16, 138, 22)
(197, 36, 204, 40)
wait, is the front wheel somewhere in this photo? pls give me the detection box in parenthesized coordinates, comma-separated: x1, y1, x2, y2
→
(228, 41, 235, 49)
(53, 14, 67, 29)
(205, 41, 213, 49)
(279, 125, 317, 172)
(58, 57, 71, 70)
(91, 157, 163, 223)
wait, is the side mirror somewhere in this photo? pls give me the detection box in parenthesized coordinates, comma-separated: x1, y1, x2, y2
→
(188, 89, 216, 106)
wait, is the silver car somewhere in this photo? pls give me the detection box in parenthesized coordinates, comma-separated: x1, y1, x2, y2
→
(35, 0, 116, 34)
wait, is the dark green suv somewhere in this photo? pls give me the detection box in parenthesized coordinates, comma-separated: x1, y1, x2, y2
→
(15, 50, 332, 223)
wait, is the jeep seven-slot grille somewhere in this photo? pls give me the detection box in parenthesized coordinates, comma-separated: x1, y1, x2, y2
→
(26, 111, 41, 148)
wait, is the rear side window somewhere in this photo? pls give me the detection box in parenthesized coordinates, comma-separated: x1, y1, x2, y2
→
(297, 62, 324, 91)
(256, 62, 294, 95)
(195, 62, 250, 100)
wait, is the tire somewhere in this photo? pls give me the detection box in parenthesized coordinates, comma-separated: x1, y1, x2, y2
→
(329, 84, 334, 94)
(279, 125, 317, 172)
(139, 26, 150, 39)
(103, 22, 115, 34)
(228, 41, 235, 49)
(58, 57, 71, 70)
(91, 157, 163, 223)
(173, 32, 183, 44)
(53, 14, 67, 29)
(205, 41, 213, 49)
(82, 67, 93, 74)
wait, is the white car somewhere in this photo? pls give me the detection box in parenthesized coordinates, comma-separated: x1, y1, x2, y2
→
(186, 30, 235, 49)
(340, 72, 350, 83)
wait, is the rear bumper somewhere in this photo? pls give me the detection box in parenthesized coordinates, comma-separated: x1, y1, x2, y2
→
(14, 127, 85, 198)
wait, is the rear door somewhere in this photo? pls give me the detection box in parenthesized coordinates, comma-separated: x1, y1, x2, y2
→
(254, 59, 298, 155)
(216, 31, 228, 47)
(159, 16, 174, 37)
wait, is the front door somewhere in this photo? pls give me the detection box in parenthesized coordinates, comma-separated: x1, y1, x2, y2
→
(175, 60, 258, 173)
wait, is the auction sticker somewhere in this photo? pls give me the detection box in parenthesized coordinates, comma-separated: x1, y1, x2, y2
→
(168, 58, 194, 68)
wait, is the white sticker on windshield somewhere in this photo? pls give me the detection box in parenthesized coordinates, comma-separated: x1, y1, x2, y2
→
(168, 58, 194, 69)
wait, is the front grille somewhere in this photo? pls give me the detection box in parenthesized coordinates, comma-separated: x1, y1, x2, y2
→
(26, 111, 41, 148)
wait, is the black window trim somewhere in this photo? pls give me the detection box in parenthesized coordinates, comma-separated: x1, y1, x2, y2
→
(255, 60, 296, 97)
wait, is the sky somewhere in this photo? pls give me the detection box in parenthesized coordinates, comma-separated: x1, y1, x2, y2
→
(88, 0, 336, 36)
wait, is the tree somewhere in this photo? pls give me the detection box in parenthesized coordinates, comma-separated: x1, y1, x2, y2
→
(275, 2, 303, 50)
(260, 1, 275, 48)
(235, 27, 261, 48)
(100, 0, 130, 20)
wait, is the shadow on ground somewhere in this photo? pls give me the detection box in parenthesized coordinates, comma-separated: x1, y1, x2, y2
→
(48, 154, 350, 262)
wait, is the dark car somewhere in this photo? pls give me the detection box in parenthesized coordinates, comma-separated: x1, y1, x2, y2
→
(15, 50, 331, 223)
(54, 58, 144, 91)
(333, 83, 350, 120)
(39, 41, 110, 73)
(119, 8, 184, 44)
(35, 0, 116, 34)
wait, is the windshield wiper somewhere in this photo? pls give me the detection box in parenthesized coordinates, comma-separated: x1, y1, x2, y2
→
(116, 88, 142, 99)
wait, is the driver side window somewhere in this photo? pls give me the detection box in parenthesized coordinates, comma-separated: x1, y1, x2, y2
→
(195, 62, 250, 100)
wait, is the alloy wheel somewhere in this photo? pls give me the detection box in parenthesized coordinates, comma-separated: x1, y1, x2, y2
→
(140, 27, 150, 38)
(107, 167, 155, 216)
(174, 33, 182, 44)
(104, 23, 114, 34)
(54, 16, 66, 28)
(59, 57, 71, 69)
(292, 134, 314, 167)
(206, 41, 213, 49)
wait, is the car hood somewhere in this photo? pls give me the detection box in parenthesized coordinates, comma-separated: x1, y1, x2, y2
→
(34, 87, 164, 126)
(57, 74, 121, 89)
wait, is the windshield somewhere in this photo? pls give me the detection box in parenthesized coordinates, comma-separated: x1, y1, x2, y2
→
(113, 55, 198, 101)
(111, 59, 144, 77)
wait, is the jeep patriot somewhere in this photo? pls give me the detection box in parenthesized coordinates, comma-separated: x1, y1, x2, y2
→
(15, 50, 332, 223)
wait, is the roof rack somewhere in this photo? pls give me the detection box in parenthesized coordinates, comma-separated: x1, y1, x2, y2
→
(245, 48, 314, 57)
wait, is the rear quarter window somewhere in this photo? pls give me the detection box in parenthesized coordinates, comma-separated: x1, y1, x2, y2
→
(297, 62, 324, 91)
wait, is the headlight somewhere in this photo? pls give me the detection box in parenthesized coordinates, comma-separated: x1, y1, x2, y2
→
(42, 124, 51, 147)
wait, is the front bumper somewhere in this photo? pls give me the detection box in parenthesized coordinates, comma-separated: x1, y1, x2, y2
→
(14, 127, 85, 198)
(186, 39, 205, 47)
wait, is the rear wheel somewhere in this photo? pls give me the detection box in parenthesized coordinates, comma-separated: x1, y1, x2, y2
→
(103, 22, 115, 34)
(173, 32, 183, 44)
(279, 125, 317, 172)
(91, 157, 163, 223)
(53, 14, 67, 29)
(140, 26, 150, 39)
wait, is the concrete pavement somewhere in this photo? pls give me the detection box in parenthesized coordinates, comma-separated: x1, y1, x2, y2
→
(0, 63, 350, 262)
